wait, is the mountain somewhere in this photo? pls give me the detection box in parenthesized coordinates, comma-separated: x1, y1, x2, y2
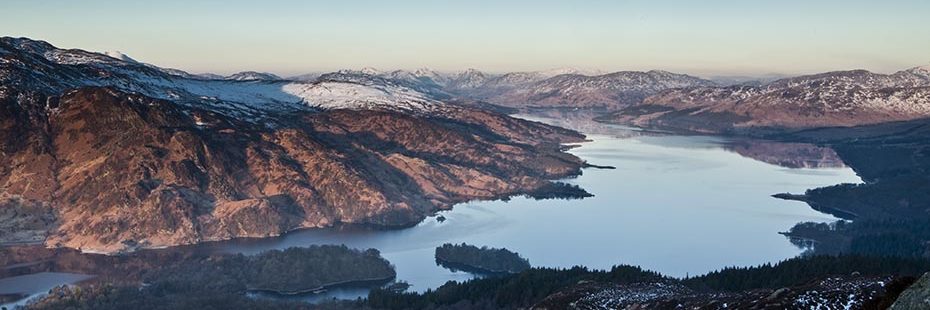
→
(315, 69, 452, 100)
(99, 50, 222, 81)
(288, 72, 324, 82)
(443, 68, 607, 92)
(707, 73, 789, 86)
(601, 67, 930, 135)
(462, 68, 604, 98)
(380, 68, 448, 87)
(295, 68, 714, 110)
(0, 37, 588, 253)
(445, 68, 494, 90)
(412, 67, 452, 86)
(194, 72, 225, 80)
(224, 71, 281, 81)
(484, 70, 716, 110)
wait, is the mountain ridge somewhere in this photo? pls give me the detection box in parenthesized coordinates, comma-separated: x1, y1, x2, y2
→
(600, 66, 930, 134)
(291, 67, 716, 110)
(0, 36, 588, 253)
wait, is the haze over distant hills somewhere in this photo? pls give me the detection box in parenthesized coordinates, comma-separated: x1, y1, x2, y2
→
(289, 67, 716, 110)
(288, 64, 930, 132)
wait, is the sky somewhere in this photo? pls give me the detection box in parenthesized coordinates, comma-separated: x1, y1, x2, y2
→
(3, 0, 929, 77)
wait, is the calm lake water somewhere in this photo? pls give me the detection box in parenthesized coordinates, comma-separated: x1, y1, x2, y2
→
(181, 113, 862, 299)
(1, 112, 862, 305)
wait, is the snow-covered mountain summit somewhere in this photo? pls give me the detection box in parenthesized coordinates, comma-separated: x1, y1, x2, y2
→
(0, 37, 450, 122)
(602, 67, 930, 132)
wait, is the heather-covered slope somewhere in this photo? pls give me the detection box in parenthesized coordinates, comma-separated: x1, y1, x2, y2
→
(0, 37, 588, 253)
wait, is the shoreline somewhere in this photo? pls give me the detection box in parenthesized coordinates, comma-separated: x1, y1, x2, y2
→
(434, 258, 518, 275)
(26, 164, 594, 256)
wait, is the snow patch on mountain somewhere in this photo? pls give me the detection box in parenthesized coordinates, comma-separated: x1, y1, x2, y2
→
(225, 71, 282, 81)
(1, 37, 452, 124)
(538, 67, 606, 77)
(103, 51, 138, 63)
(282, 81, 446, 113)
(447, 68, 492, 89)
(359, 67, 382, 75)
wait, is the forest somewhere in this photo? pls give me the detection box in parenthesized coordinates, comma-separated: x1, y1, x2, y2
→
(434, 243, 531, 274)
(785, 219, 930, 258)
(21, 245, 394, 310)
(366, 255, 930, 310)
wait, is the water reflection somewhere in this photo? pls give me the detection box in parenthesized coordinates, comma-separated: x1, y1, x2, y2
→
(166, 113, 860, 295)
(722, 140, 845, 169)
(519, 110, 846, 169)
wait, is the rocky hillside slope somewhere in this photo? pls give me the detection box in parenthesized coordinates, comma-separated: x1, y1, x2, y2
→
(0, 37, 588, 253)
(534, 276, 897, 310)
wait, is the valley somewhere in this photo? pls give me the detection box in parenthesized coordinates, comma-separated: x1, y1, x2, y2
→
(3, 35, 930, 309)
(0, 37, 588, 253)
(2, 111, 868, 308)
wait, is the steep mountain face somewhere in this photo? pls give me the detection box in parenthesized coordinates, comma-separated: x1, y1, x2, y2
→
(602, 68, 930, 134)
(0, 37, 587, 253)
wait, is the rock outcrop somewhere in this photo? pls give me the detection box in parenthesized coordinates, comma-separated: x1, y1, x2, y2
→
(891, 272, 930, 310)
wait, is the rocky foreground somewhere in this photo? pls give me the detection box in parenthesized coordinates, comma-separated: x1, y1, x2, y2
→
(534, 276, 899, 309)
(0, 37, 589, 253)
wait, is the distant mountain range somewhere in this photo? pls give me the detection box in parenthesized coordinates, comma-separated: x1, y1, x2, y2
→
(282, 65, 930, 131)
(224, 71, 282, 81)
(23, 39, 930, 134)
(482, 70, 715, 109)
(287, 67, 715, 110)
(600, 66, 930, 134)
(80, 52, 930, 134)
(286, 64, 930, 133)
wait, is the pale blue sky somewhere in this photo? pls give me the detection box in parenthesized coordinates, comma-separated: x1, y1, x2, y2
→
(3, 0, 929, 76)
